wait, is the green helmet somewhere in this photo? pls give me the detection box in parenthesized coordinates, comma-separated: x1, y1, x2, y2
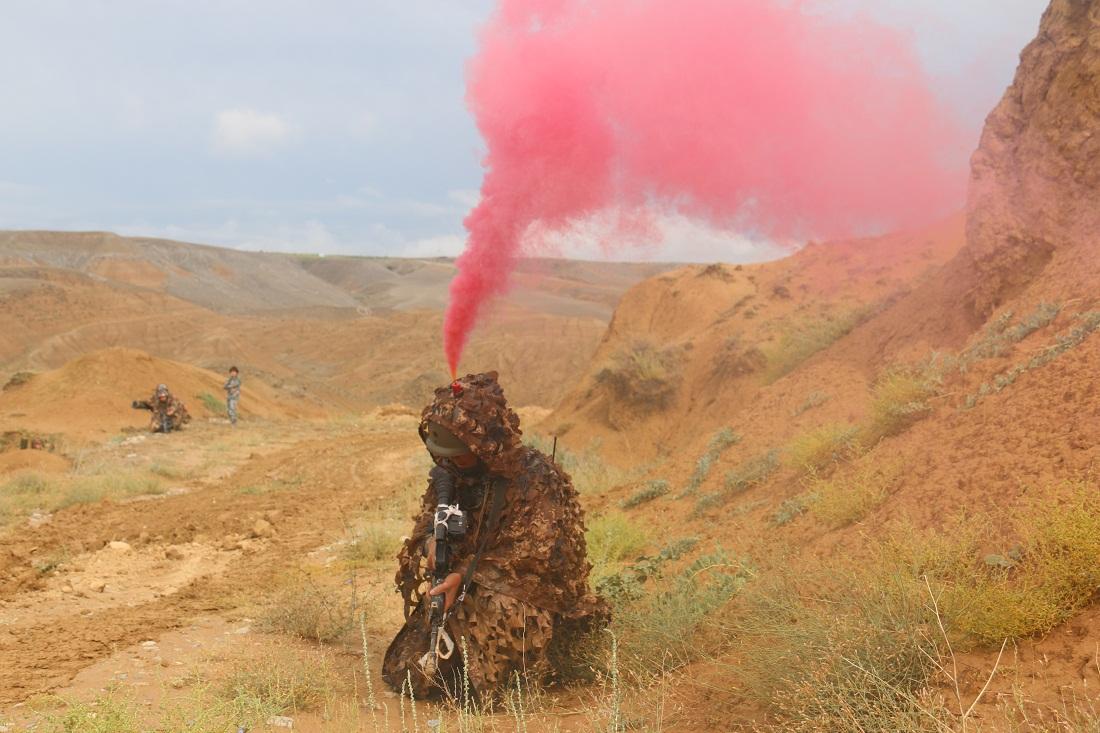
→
(423, 422, 471, 458)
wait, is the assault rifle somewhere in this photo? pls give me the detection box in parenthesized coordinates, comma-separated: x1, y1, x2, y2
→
(131, 400, 172, 434)
(421, 466, 466, 675)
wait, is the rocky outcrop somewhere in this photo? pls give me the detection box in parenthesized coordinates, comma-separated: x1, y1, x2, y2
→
(963, 0, 1100, 318)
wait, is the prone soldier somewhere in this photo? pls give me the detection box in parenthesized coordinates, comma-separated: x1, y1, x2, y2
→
(132, 384, 191, 433)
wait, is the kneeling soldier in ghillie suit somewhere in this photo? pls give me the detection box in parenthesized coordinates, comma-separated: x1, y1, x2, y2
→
(383, 372, 608, 701)
(132, 384, 191, 433)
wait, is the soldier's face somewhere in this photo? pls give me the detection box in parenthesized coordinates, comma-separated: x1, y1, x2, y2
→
(451, 452, 477, 470)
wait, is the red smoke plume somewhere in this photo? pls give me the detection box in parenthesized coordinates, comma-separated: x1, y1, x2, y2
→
(444, 0, 966, 375)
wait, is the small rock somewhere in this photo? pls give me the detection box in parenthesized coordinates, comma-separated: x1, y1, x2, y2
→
(138, 531, 150, 544)
(267, 715, 294, 729)
(264, 509, 282, 523)
(28, 511, 52, 528)
(61, 582, 75, 594)
(164, 546, 185, 561)
(251, 519, 275, 539)
(170, 677, 186, 689)
(107, 541, 132, 553)
(90, 580, 107, 593)
(141, 640, 158, 649)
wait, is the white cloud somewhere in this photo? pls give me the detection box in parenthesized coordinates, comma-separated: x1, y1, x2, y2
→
(398, 233, 466, 258)
(529, 212, 784, 264)
(212, 108, 291, 157)
(0, 180, 40, 197)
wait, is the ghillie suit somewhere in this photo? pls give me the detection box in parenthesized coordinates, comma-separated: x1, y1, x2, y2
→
(132, 384, 191, 433)
(383, 372, 608, 701)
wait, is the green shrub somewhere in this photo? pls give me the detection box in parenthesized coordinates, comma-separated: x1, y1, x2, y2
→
(963, 309, 1097, 408)
(679, 428, 741, 497)
(611, 547, 750, 678)
(36, 692, 142, 733)
(791, 391, 829, 416)
(526, 434, 629, 495)
(771, 494, 817, 526)
(693, 450, 780, 516)
(198, 391, 226, 415)
(586, 513, 648, 582)
(620, 479, 669, 509)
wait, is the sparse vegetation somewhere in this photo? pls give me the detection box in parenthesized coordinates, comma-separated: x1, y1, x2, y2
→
(3, 370, 35, 390)
(217, 650, 340, 722)
(260, 575, 356, 643)
(0, 471, 164, 525)
(679, 427, 741, 497)
(620, 478, 669, 509)
(595, 340, 683, 409)
(770, 494, 817, 526)
(810, 459, 899, 528)
(763, 309, 869, 383)
(198, 391, 226, 414)
(693, 449, 780, 516)
(786, 423, 859, 475)
(791, 390, 829, 416)
(964, 310, 1100, 409)
(344, 519, 404, 565)
(911, 482, 1100, 644)
(862, 368, 940, 444)
(35, 691, 143, 733)
(526, 434, 631, 495)
(958, 301, 1062, 368)
(612, 547, 751, 678)
(734, 565, 946, 732)
(586, 512, 648, 582)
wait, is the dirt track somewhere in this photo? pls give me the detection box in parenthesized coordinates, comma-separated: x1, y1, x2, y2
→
(0, 414, 425, 707)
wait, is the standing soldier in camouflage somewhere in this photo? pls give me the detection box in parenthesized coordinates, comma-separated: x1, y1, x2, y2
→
(224, 366, 241, 426)
(383, 371, 608, 701)
(131, 384, 191, 433)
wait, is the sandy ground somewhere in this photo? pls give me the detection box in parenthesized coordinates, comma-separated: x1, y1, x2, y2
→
(0, 414, 616, 733)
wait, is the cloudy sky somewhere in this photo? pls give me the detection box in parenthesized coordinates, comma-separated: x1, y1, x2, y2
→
(0, 0, 1047, 260)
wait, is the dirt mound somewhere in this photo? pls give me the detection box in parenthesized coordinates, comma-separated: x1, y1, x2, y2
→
(0, 348, 322, 439)
(0, 449, 70, 476)
(546, 215, 965, 463)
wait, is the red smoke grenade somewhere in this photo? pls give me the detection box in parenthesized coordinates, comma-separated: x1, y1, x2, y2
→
(444, 0, 966, 375)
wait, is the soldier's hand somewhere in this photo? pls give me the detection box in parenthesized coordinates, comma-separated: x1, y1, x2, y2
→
(429, 572, 462, 612)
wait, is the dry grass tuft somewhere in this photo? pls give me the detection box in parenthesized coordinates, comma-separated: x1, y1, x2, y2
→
(595, 341, 683, 410)
(786, 423, 860, 475)
(810, 459, 900, 528)
(862, 369, 940, 445)
(259, 575, 356, 644)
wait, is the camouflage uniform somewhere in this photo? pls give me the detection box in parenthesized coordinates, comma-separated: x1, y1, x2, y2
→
(134, 385, 191, 433)
(382, 372, 608, 700)
(224, 374, 241, 425)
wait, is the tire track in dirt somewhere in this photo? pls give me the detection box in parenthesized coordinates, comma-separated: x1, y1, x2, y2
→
(0, 418, 421, 705)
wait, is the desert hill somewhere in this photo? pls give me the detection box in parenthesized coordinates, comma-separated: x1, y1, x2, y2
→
(0, 347, 323, 439)
(0, 232, 674, 411)
(538, 1, 1100, 725)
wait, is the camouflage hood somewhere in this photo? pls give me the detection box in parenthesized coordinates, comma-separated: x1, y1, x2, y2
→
(418, 372, 525, 479)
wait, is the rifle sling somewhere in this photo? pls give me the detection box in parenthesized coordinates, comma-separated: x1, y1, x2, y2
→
(458, 478, 506, 603)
